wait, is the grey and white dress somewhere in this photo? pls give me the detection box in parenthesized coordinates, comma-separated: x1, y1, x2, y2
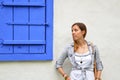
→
(70, 51, 94, 80)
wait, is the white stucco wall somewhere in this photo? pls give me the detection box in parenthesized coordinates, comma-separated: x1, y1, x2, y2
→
(0, 0, 120, 80)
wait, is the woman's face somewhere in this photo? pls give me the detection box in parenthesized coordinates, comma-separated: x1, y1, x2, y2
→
(72, 25, 84, 41)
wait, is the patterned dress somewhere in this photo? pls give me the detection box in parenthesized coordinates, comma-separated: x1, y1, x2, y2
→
(70, 51, 94, 80)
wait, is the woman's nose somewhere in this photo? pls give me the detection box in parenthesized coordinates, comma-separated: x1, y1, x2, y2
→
(72, 30, 75, 34)
(72, 31, 75, 36)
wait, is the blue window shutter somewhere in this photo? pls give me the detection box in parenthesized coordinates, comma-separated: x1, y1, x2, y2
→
(0, 0, 53, 61)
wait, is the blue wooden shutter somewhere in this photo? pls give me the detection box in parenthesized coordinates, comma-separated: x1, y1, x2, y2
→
(0, 0, 53, 61)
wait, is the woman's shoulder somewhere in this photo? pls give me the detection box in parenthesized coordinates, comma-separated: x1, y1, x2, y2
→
(63, 42, 74, 51)
(87, 41, 97, 46)
(66, 42, 74, 48)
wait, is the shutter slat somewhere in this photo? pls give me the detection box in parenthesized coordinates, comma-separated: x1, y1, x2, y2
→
(1, 2, 45, 7)
(7, 22, 48, 26)
(2, 40, 46, 44)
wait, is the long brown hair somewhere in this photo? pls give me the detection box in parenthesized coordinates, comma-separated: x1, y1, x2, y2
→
(72, 22, 87, 52)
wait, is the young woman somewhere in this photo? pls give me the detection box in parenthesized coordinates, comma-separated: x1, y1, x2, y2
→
(56, 22, 103, 80)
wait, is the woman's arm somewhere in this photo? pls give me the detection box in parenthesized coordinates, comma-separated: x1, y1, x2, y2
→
(94, 45, 103, 80)
(95, 70, 102, 80)
(56, 46, 70, 80)
(57, 67, 67, 77)
(57, 67, 70, 80)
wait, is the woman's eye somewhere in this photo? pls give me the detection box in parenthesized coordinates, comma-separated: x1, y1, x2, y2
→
(75, 29, 78, 32)
(72, 29, 78, 32)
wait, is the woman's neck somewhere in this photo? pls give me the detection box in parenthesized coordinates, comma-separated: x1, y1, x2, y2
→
(74, 39, 88, 53)
(75, 39, 86, 47)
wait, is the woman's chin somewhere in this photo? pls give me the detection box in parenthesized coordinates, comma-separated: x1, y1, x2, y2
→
(73, 39, 78, 41)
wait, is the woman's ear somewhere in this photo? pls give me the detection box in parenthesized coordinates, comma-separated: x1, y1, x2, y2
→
(81, 30, 85, 35)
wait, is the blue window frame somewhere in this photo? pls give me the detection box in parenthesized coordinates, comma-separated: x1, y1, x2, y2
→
(0, 0, 53, 61)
